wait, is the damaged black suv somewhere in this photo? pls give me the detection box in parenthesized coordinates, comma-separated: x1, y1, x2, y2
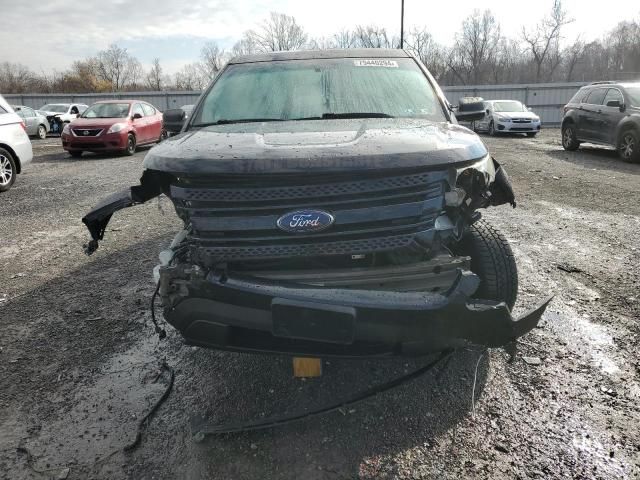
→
(83, 49, 550, 357)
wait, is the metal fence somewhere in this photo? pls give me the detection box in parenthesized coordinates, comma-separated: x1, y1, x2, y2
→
(4, 81, 588, 126)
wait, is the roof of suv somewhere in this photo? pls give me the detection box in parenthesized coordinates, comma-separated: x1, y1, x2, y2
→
(228, 48, 412, 65)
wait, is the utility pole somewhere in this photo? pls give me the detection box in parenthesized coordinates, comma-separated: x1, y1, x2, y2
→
(400, 0, 405, 49)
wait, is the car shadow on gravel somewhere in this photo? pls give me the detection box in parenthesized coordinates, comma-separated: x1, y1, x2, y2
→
(1, 235, 489, 479)
(547, 147, 640, 175)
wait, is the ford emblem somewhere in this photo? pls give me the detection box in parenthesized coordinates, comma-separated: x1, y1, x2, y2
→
(277, 210, 334, 233)
(83, 130, 89, 135)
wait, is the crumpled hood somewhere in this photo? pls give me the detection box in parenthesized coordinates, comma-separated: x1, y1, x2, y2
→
(143, 119, 488, 174)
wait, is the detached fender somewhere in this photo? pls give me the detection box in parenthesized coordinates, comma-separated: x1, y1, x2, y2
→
(82, 170, 165, 255)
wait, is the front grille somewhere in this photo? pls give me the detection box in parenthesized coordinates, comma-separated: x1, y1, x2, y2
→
(512, 119, 532, 123)
(72, 128, 103, 137)
(170, 169, 448, 262)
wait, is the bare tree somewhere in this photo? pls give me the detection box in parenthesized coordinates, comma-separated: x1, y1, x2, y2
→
(522, 0, 573, 82)
(353, 25, 396, 48)
(404, 28, 446, 79)
(247, 12, 308, 52)
(174, 63, 207, 91)
(231, 36, 259, 57)
(454, 10, 501, 84)
(562, 38, 585, 81)
(332, 29, 357, 49)
(94, 44, 140, 91)
(145, 58, 163, 91)
(200, 42, 226, 77)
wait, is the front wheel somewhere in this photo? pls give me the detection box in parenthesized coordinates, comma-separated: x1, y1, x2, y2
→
(451, 220, 518, 310)
(0, 148, 17, 192)
(562, 123, 580, 151)
(125, 134, 136, 156)
(618, 129, 639, 163)
(37, 124, 47, 140)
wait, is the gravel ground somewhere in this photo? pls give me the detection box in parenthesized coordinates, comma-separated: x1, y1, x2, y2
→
(1, 129, 639, 479)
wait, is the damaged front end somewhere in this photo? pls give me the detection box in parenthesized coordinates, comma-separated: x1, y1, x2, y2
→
(82, 153, 550, 357)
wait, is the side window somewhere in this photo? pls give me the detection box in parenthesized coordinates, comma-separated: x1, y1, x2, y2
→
(132, 104, 144, 117)
(70, 105, 79, 115)
(78, 105, 87, 113)
(141, 103, 156, 116)
(603, 89, 623, 107)
(585, 88, 607, 105)
(24, 107, 36, 117)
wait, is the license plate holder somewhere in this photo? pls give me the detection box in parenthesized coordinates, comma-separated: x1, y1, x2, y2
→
(271, 298, 356, 345)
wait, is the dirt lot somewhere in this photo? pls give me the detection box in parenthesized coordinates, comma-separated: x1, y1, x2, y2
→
(1, 129, 639, 479)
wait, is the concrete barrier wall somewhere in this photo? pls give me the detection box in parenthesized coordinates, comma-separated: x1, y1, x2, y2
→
(5, 82, 587, 125)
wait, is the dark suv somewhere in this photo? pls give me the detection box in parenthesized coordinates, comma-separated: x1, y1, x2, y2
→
(82, 49, 550, 357)
(561, 81, 640, 162)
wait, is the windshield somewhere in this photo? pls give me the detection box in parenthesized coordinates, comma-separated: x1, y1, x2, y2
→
(82, 103, 131, 118)
(626, 87, 640, 107)
(493, 101, 527, 113)
(193, 58, 446, 126)
(40, 104, 68, 113)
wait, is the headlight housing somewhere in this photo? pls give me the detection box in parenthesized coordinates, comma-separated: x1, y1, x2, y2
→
(62, 123, 70, 135)
(107, 123, 127, 134)
(495, 115, 509, 122)
(532, 116, 540, 122)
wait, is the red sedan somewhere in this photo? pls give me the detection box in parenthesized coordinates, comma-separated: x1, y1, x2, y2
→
(61, 100, 164, 157)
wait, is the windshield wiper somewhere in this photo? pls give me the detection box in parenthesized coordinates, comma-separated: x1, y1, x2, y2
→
(292, 113, 395, 120)
(194, 118, 285, 127)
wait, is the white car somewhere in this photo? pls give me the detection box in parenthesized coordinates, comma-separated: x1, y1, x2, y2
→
(37, 103, 88, 134)
(0, 95, 33, 192)
(473, 100, 541, 137)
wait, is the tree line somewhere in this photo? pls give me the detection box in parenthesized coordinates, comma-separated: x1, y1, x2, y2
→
(2, 1, 640, 94)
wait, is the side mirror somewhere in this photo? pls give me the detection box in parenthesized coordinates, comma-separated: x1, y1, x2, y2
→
(132, 113, 143, 120)
(607, 100, 625, 112)
(528, 107, 533, 112)
(456, 97, 486, 122)
(163, 108, 187, 134)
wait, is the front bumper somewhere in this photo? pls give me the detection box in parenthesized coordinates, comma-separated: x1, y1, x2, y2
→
(496, 121, 541, 133)
(62, 131, 128, 152)
(161, 268, 552, 357)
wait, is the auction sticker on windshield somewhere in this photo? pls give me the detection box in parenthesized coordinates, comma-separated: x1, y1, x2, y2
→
(353, 59, 399, 67)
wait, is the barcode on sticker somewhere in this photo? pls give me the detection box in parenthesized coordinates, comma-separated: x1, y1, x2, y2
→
(354, 59, 399, 68)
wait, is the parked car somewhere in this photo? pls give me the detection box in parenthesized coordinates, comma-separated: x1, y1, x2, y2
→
(561, 81, 640, 163)
(12, 105, 50, 139)
(0, 95, 33, 192)
(162, 104, 194, 136)
(473, 100, 541, 137)
(61, 100, 164, 157)
(82, 49, 550, 357)
(37, 103, 88, 135)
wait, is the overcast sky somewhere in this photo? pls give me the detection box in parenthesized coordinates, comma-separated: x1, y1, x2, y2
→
(0, 0, 637, 74)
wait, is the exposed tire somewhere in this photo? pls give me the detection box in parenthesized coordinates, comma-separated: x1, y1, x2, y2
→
(0, 148, 17, 192)
(452, 219, 518, 310)
(618, 129, 640, 163)
(561, 123, 580, 151)
(125, 134, 136, 155)
(69, 150, 83, 158)
(526, 132, 537, 138)
(159, 129, 168, 142)
(488, 121, 496, 136)
(37, 124, 47, 140)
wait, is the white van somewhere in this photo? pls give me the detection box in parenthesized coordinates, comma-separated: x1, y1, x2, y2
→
(0, 95, 33, 192)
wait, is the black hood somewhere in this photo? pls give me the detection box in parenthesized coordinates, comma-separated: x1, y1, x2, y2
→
(143, 118, 488, 175)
